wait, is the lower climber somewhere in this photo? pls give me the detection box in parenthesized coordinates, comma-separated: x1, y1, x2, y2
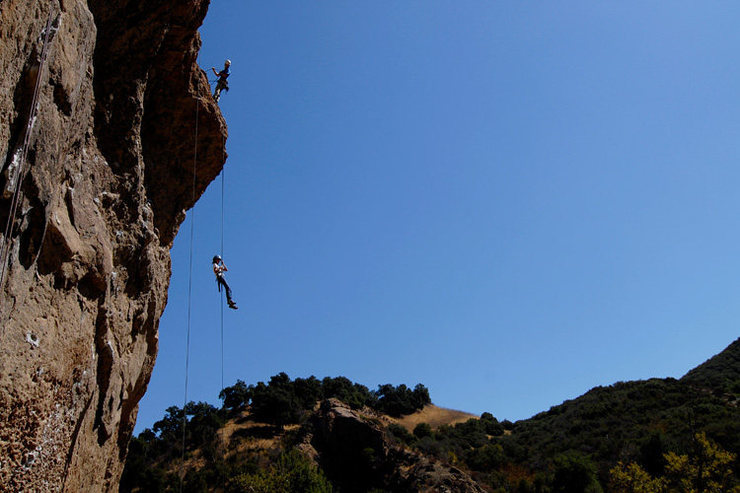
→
(212, 255, 237, 309)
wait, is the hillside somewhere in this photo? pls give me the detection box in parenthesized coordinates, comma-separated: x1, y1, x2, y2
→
(484, 339, 740, 485)
(682, 337, 740, 402)
(392, 404, 478, 432)
(122, 339, 740, 492)
(121, 378, 486, 492)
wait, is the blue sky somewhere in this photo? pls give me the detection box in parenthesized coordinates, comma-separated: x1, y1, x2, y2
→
(135, 1, 740, 433)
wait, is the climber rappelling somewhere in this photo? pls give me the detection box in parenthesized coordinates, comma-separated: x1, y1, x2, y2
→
(212, 255, 238, 309)
(211, 59, 231, 102)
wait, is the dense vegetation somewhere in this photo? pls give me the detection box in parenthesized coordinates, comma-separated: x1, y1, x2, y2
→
(682, 338, 740, 403)
(386, 377, 740, 492)
(221, 372, 431, 425)
(383, 339, 740, 492)
(122, 338, 740, 492)
(120, 374, 430, 492)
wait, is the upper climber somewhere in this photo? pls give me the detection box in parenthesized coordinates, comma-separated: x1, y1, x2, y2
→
(211, 59, 231, 103)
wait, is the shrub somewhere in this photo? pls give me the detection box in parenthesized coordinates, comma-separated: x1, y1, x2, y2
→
(413, 423, 433, 439)
(388, 423, 415, 445)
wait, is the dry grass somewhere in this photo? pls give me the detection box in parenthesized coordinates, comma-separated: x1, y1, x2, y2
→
(217, 410, 300, 455)
(390, 404, 477, 432)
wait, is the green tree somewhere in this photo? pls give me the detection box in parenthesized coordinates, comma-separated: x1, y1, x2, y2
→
(228, 450, 332, 493)
(610, 433, 739, 493)
(664, 432, 737, 493)
(374, 383, 431, 417)
(388, 423, 415, 445)
(250, 380, 303, 428)
(610, 461, 666, 493)
(220, 379, 251, 412)
(321, 376, 376, 409)
(413, 423, 433, 439)
(551, 452, 603, 493)
(481, 412, 505, 436)
(184, 401, 223, 449)
(466, 443, 505, 472)
(294, 376, 323, 409)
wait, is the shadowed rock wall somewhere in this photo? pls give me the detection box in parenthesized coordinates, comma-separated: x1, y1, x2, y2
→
(0, 0, 226, 490)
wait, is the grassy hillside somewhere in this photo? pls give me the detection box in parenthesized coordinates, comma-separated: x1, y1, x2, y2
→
(391, 404, 478, 432)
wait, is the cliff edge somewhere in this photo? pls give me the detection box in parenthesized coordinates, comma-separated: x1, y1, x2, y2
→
(0, 0, 226, 490)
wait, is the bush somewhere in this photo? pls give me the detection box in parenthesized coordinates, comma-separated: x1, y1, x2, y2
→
(551, 452, 603, 493)
(228, 450, 332, 493)
(388, 424, 415, 445)
(414, 423, 434, 439)
(481, 412, 505, 436)
(466, 443, 505, 472)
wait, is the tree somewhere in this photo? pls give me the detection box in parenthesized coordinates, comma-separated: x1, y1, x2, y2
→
(466, 443, 505, 472)
(250, 381, 303, 428)
(664, 432, 737, 493)
(321, 376, 376, 409)
(640, 433, 667, 476)
(610, 433, 739, 493)
(228, 450, 332, 493)
(414, 423, 433, 439)
(388, 423, 415, 445)
(184, 401, 223, 449)
(293, 376, 323, 409)
(480, 411, 505, 436)
(551, 452, 603, 493)
(374, 383, 430, 417)
(220, 379, 251, 412)
(610, 462, 666, 493)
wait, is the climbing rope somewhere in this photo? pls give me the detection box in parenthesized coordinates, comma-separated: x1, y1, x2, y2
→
(219, 132, 227, 493)
(180, 100, 199, 492)
(0, 11, 54, 297)
(179, 93, 229, 491)
(220, 143, 225, 396)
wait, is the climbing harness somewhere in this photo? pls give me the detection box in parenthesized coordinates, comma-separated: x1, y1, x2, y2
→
(0, 11, 55, 296)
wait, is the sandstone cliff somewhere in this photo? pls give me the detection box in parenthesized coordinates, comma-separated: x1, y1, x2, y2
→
(0, 0, 226, 490)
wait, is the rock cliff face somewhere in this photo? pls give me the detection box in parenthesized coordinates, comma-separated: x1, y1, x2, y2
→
(304, 399, 487, 492)
(0, 0, 226, 490)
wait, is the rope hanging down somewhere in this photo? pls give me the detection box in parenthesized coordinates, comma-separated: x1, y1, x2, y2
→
(0, 11, 55, 295)
(179, 103, 229, 491)
(220, 137, 225, 405)
(219, 132, 227, 492)
(180, 100, 199, 492)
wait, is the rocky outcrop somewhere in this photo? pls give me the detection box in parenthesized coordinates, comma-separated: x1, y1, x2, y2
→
(0, 0, 225, 490)
(306, 399, 486, 493)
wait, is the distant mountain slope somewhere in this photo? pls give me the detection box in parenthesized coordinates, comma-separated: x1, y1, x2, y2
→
(501, 338, 740, 474)
(682, 337, 740, 400)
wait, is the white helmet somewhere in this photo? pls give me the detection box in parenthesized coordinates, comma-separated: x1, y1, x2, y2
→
(225, 59, 231, 66)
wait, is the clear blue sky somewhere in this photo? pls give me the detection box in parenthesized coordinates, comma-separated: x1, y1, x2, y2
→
(135, 1, 740, 433)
